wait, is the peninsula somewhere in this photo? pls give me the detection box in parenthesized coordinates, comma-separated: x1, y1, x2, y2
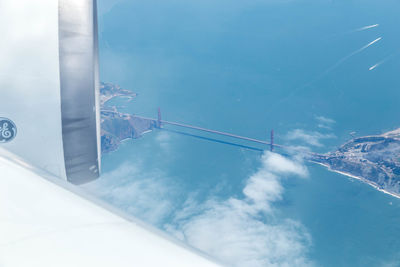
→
(100, 83, 155, 153)
(311, 129, 400, 198)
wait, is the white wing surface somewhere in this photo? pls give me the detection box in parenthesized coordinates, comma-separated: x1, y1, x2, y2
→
(0, 150, 221, 267)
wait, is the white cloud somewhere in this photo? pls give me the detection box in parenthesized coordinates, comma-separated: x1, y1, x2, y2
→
(165, 152, 314, 267)
(315, 116, 336, 129)
(286, 129, 335, 147)
(155, 131, 173, 152)
(83, 162, 176, 226)
(86, 151, 314, 266)
(315, 116, 335, 125)
(263, 152, 308, 177)
(317, 124, 331, 130)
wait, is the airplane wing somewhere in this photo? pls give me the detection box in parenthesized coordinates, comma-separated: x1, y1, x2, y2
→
(0, 149, 221, 267)
(0, 1, 221, 266)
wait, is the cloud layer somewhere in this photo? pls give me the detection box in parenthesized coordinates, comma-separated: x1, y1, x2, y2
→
(315, 116, 336, 130)
(86, 140, 315, 266)
(83, 162, 176, 226)
(165, 152, 313, 267)
(286, 129, 335, 147)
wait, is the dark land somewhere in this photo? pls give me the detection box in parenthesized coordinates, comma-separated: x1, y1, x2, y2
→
(100, 83, 155, 153)
(311, 129, 400, 198)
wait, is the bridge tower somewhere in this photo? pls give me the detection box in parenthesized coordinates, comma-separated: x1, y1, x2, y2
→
(270, 129, 274, 152)
(157, 107, 162, 128)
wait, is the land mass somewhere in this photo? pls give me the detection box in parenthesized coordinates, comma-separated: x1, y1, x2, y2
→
(310, 128, 400, 198)
(100, 83, 155, 153)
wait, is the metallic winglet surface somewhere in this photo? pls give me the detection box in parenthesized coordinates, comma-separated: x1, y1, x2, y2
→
(59, 0, 101, 184)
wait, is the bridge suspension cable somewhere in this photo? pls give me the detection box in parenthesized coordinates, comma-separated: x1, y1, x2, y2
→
(132, 108, 322, 157)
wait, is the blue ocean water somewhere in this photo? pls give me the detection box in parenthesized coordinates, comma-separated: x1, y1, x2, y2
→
(93, 0, 400, 266)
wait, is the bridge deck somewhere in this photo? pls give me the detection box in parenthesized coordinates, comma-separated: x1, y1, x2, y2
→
(133, 115, 283, 148)
(132, 114, 320, 157)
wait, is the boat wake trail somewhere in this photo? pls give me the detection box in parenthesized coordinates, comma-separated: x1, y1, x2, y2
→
(353, 24, 379, 32)
(267, 37, 383, 112)
(369, 50, 400, 71)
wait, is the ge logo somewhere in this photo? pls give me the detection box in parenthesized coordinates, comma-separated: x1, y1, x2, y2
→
(0, 118, 17, 143)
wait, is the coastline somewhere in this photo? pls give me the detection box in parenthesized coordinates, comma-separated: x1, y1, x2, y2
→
(310, 161, 400, 200)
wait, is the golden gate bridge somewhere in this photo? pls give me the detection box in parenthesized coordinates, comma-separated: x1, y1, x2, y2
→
(133, 108, 322, 158)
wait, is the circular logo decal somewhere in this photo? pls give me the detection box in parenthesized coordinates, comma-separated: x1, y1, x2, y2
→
(0, 118, 17, 143)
